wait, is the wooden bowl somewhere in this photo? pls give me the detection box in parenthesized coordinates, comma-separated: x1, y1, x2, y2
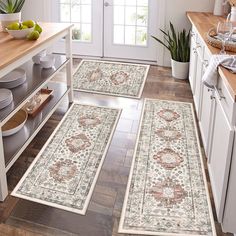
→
(2, 109, 28, 137)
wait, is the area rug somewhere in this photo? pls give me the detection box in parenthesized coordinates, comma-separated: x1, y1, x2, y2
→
(12, 103, 121, 215)
(73, 60, 150, 98)
(119, 99, 216, 236)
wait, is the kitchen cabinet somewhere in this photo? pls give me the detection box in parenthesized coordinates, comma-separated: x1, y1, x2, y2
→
(198, 49, 213, 155)
(199, 85, 214, 155)
(222, 134, 236, 232)
(208, 89, 234, 222)
(0, 22, 73, 201)
(189, 29, 197, 94)
(192, 33, 205, 118)
(187, 12, 236, 234)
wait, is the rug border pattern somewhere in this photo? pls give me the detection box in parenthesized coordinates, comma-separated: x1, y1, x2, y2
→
(118, 98, 217, 236)
(11, 102, 122, 215)
(73, 59, 150, 99)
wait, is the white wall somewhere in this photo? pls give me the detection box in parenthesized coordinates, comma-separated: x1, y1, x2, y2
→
(22, 0, 50, 22)
(22, 0, 215, 66)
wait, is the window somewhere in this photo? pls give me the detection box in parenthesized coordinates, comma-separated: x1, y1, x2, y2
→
(113, 0, 148, 46)
(59, 0, 92, 42)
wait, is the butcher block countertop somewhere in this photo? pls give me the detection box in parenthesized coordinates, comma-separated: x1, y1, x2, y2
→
(187, 12, 236, 101)
(0, 22, 73, 71)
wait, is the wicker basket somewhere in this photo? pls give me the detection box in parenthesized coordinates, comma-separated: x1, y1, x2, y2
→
(228, 0, 236, 6)
(206, 27, 236, 53)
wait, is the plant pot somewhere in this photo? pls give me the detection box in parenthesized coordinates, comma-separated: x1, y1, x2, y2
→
(171, 59, 189, 80)
(0, 12, 21, 32)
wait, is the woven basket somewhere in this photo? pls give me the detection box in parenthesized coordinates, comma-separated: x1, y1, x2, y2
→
(228, 0, 236, 6)
(206, 27, 236, 53)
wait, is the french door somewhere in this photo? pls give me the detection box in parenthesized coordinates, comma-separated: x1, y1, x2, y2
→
(104, 0, 160, 61)
(52, 0, 164, 62)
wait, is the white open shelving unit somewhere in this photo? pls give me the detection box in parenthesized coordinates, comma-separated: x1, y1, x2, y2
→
(0, 22, 74, 201)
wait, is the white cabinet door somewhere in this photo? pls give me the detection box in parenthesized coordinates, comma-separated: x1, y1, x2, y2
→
(189, 36, 197, 94)
(208, 91, 234, 222)
(193, 45, 204, 117)
(199, 49, 212, 156)
(222, 132, 236, 233)
(199, 84, 214, 155)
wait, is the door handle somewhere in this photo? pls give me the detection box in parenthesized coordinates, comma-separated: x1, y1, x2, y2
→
(104, 2, 111, 7)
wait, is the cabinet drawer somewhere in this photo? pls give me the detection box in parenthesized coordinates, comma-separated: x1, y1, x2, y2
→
(217, 78, 235, 124)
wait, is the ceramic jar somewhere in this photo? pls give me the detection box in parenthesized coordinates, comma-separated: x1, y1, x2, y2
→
(213, 0, 224, 16)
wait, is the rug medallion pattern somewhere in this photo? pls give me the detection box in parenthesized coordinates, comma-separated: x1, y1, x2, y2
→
(12, 103, 120, 214)
(73, 60, 149, 98)
(119, 99, 215, 235)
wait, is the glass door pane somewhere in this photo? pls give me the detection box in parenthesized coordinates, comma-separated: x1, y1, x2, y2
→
(59, 0, 92, 42)
(52, 0, 103, 57)
(113, 0, 148, 46)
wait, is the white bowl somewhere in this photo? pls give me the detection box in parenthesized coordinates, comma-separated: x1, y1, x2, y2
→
(40, 55, 55, 69)
(2, 109, 28, 137)
(32, 50, 47, 64)
(6, 27, 34, 39)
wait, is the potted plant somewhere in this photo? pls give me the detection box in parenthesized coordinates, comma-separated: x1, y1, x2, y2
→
(0, 0, 25, 32)
(152, 22, 190, 80)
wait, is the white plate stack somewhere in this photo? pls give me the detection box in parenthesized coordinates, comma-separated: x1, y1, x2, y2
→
(0, 68, 26, 89)
(0, 89, 13, 109)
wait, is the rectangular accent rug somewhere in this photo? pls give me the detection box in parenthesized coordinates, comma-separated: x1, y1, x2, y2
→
(12, 103, 121, 215)
(73, 60, 150, 98)
(119, 99, 216, 236)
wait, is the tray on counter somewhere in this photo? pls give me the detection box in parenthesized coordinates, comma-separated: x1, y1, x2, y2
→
(207, 27, 236, 53)
(24, 89, 53, 117)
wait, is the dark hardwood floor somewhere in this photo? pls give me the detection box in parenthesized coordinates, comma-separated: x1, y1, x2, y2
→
(0, 59, 231, 236)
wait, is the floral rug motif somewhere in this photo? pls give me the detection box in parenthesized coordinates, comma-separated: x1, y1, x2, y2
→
(73, 60, 150, 98)
(119, 99, 216, 236)
(12, 103, 121, 215)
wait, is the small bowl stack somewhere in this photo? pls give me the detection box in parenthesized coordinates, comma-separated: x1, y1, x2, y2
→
(0, 89, 13, 110)
(32, 50, 55, 69)
(32, 50, 47, 64)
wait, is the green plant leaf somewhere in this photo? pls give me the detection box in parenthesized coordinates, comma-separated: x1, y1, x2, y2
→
(0, 1, 8, 13)
(14, 0, 25, 12)
(151, 35, 170, 51)
(0, 0, 25, 13)
(151, 21, 190, 62)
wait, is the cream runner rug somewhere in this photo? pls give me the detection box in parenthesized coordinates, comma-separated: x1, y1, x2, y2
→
(73, 60, 150, 98)
(12, 103, 121, 215)
(119, 99, 216, 236)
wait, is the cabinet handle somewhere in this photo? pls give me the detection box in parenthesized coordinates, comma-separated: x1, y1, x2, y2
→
(196, 43, 201, 48)
(203, 60, 209, 67)
(193, 48, 197, 54)
(210, 95, 215, 100)
(218, 88, 226, 100)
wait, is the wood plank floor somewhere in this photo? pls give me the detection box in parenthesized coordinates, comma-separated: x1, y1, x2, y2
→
(0, 59, 231, 236)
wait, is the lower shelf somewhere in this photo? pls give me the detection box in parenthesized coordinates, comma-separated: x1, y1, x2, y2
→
(3, 82, 70, 171)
